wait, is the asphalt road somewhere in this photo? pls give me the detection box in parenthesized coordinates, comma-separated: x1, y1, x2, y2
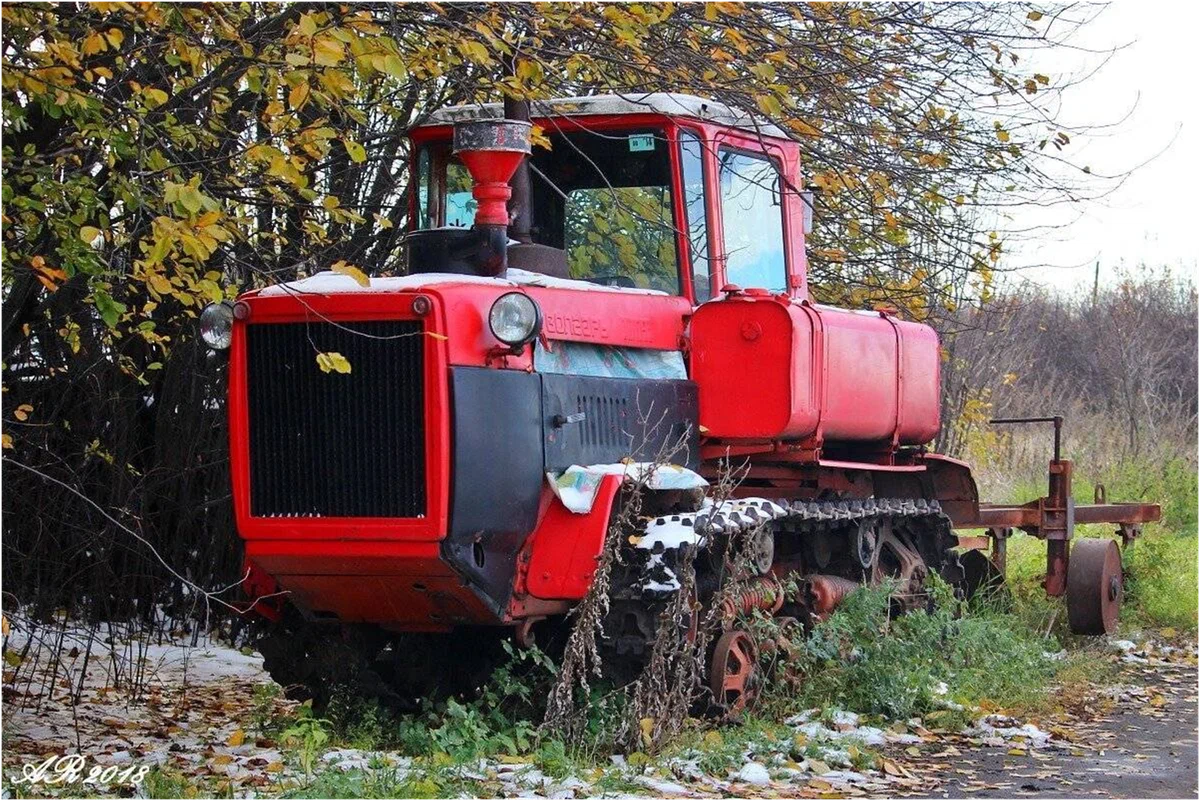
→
(923, 659, 1198, 799)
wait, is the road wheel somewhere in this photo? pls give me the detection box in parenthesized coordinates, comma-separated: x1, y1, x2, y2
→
(708, 629, 758, 720)
(1067, 538, 1123, 635)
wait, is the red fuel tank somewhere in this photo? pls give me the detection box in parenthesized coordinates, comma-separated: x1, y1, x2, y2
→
(689, 292, 940, 450)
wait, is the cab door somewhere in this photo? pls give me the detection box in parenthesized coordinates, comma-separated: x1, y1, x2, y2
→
(705, 129, 809, 300)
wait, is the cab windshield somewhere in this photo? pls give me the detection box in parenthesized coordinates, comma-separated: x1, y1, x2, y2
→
(416, 125, 681, 294)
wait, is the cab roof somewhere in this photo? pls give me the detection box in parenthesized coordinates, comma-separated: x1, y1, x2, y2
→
(421, 92, 790, 140)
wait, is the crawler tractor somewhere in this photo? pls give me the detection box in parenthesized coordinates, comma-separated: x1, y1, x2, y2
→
(201, 94, 1160, 713)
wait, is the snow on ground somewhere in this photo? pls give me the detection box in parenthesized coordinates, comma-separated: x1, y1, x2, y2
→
(2, 617, 297, 795)
(5, 618, 1173, 798)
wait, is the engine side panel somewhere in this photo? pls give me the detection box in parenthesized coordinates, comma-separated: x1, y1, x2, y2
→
(541, 374, 700, 472)
(444, 367, 545, 616)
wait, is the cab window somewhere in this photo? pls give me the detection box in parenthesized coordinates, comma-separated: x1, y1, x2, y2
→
(679, 130, 711, 302)
(415, 127, 682, 294)
(718, 149, 786, 291)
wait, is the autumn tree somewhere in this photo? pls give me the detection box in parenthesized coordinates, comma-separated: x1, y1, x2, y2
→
(1, 2, 1105, 617)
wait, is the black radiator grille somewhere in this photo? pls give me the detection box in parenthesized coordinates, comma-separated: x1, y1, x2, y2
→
(245, 320, 426, 518)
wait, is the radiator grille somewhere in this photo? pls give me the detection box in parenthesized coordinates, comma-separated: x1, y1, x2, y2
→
(245, 320, 426, 518)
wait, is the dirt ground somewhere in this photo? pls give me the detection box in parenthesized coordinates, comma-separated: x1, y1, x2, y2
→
(899, 657, 1198, 799)
(2, 623, 1197, 799)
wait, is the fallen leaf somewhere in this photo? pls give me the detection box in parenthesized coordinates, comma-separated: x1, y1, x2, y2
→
(226, 729, 245, 747)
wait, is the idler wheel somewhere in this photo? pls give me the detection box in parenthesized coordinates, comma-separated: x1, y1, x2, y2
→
(1066, 538, 1123, 635)
(709, 630, 758, 719)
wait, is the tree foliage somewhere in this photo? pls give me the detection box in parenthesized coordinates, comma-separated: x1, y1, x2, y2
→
(1, 2, 1102, 617)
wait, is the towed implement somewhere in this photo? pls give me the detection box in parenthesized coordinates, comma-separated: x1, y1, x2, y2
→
(201, 94, 1160, 712)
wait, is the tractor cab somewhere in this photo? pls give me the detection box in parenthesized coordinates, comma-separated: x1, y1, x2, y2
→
(407, 93, 811, 304)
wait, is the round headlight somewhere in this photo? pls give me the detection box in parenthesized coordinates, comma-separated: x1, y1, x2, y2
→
(488, 292, 542, 347)
(199, 301, 234, 350)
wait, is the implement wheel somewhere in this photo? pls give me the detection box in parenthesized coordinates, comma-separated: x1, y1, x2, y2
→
(1067, 539, 1123, 635)
(709, 630, 758, 719)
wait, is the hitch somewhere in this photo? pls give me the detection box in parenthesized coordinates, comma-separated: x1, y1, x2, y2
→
(942, 414, 1162, 633)
(989, 416, 1072, 595)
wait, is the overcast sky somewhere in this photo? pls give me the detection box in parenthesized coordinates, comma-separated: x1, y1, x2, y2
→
(1002, 2, 1199, 291)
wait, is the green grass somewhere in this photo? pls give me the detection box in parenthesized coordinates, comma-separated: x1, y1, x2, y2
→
(758, 578, 1058, 722)
(1004, 527, 1198, 635)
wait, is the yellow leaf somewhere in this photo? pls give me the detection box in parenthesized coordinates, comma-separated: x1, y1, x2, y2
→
(82, 33, 107, 56)
(754, 93, 783, 117)
(996, 129, 1010, 143)
(327, 352, 351, 373)
(14, 404, 33, 422)
(316, 351, 351, 374)
(1, 434, 12, 450)
(343, 139, 366, 163)
(265, 761, 283, 773)
(313, 35, 344, 66)
(211, 754, 233, 766)
(289, 81, 310, 109)
(105, 27, 124, 49)
(1027, 10, 1043, 21)
(1, 615, 9, 635)
(457, 39, 490, 64)
(226, 729, 245, 747)
(142, 87, 168, 108)
(79, 226, 102, 244)
(297, 13, 319, 37)
(331, 260, 370, 287)
(149, 274, 173, 296)
(639, 717, 654, 746)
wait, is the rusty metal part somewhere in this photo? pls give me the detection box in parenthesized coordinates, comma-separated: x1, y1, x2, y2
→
(989, 527, 1012, 574)
(962, 501, 1160, 531)
(452, 118, 532, 155)
(709, 630, 758, 718)
(804, 574, 861, 619)
(515, 617, 540, 649)
(959, 549, 1007, 603)
(956, 535, 991, 551)
(990, 415, 1064, 460)
(1118, 523, 1142, 548)
(1067, 539, 1123, 635)
(720, 576, 784, 620)
(871, 524, 928, 606)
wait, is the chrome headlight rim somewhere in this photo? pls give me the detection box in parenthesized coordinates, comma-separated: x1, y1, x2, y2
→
(487, 291, 542, 348)
(199, 300, 235, 350)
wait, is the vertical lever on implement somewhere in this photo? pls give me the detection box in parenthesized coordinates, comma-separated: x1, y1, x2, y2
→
(989, 415, 1073, 596)
(990, 415, 1063, 461)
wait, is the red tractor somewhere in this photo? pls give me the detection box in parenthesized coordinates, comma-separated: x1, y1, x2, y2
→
(200, 94, 1160, 711)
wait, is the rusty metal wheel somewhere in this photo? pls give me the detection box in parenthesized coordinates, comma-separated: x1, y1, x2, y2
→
(959, 549, 1009, 608)
(709, 630, 758, 718)
(1067, 538, 1123, 635)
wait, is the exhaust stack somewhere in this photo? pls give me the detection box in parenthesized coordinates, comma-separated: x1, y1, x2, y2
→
(451, 118, 532, 277)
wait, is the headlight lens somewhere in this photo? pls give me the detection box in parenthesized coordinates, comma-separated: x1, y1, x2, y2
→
(488, 292, 542, 347)
(199, 301, 235, 350)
